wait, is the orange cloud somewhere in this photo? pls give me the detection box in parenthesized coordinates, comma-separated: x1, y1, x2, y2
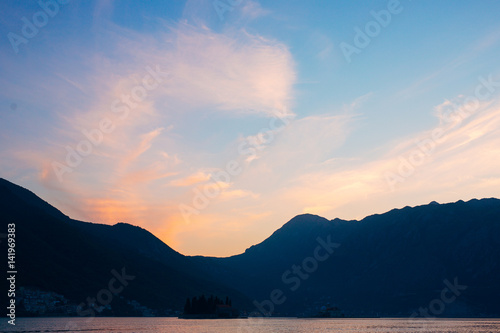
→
(170, 172, 211, 187)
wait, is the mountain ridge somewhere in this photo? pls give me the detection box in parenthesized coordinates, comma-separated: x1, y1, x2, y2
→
(1, 177, 499, 317)
(2, 177, 496, 258)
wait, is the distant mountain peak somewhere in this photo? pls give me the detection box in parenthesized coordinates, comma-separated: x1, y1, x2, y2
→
(287, 213, 329, 223)
(279, 213, 331, 231)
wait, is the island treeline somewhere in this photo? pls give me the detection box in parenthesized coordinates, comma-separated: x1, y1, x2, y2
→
(183, 295, 232, 315)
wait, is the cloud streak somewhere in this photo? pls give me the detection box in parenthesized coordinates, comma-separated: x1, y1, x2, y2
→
(2, 0, 500, 257)
(0, 1, 297, 256)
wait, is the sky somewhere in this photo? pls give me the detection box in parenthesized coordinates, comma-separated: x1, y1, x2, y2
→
(1, 0, 500, 257)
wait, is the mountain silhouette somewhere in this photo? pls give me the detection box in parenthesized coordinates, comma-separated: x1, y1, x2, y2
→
(1, 178, 499, 317)
(0, 178, 250, 316)
(204, 200, 500, 316)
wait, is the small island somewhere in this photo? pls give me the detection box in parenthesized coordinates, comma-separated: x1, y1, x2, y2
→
(179, 295, 242, 319)
(313, 304, 345, 318)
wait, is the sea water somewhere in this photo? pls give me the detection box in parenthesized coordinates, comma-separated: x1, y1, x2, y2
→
(1, 317, 500, 332)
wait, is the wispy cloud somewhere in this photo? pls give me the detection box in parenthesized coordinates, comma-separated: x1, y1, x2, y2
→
(395, 29, 500, 100)
(120, 128, 165, 168)
(170, 172, 211, 187)
(239, 0, 271, 21)
(0, 2, 297, 246)
(282, 98, 500, 220)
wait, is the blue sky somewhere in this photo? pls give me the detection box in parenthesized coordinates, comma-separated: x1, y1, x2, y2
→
(1, 0, 500, 256)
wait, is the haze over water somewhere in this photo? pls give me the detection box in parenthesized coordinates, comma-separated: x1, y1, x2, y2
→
(2, 318, 500, 333)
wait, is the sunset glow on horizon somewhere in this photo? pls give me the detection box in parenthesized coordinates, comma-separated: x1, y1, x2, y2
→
(1, 0, 500, 256)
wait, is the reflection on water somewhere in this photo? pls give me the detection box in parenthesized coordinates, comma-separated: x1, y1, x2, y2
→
(1, 317, 500, 333)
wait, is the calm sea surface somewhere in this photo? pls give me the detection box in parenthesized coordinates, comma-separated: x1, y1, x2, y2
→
(1, 317, 500, 333)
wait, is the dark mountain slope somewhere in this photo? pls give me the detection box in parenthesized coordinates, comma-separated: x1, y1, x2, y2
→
(199, 199, 500, 317)
(0, 178, 250, 315)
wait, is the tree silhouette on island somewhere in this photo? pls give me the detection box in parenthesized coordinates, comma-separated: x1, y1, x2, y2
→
(181, 295, 240, 319)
